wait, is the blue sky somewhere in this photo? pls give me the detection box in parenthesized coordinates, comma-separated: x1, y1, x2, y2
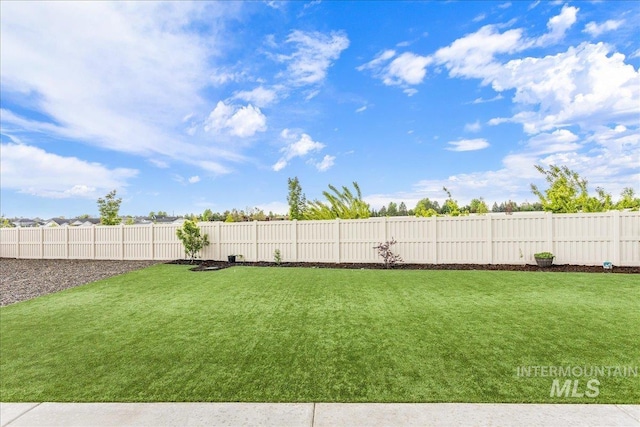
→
(1, 1, 639, 218)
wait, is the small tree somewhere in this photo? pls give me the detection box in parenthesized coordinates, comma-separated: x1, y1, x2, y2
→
(287, 177, 307, 220)
(304, 181, 370, 220)
(615, 187, 640, 211)
(530, 164, 609, 213)
(201, 208, 214, 222)
(414, 198, 440, 217)
(469, 198, 489, 214)
(97, 190, 122, 225)
(374, 238, 403, 269)
(176, 220, 210, 263)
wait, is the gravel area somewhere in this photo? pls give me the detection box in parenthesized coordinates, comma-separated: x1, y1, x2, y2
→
(0, 258, 161, 306)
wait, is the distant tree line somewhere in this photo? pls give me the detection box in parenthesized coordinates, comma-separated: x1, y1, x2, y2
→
(2, 165, 636, 228)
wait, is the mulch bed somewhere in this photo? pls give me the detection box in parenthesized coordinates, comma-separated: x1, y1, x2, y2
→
(170, 260, 639, 274)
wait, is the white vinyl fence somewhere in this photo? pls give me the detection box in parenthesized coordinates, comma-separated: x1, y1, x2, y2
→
(1, 212, 638, 266)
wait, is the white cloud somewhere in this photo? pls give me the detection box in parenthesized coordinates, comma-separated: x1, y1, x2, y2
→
(488, 43, 640, 133)
(446, 138, 490, 152)
(464, 121, 482, 133)
(526, 129, 581, 155)
(210, 68, 246, 86)
(0, 143, 137, 198)
(279, 30, 350, 86)
(0, 2, 247, 174)
(355, 106, 367, 113)
(434, 6, 578, 83)
(385, 52, 432, 85)
(204, 101, 267, 137)
(272, 159, 288, 172)
(188, 176, 201, 184)
(434, 25, 525, 81)
(149, 159, 170, 169)
(232, 86, 278, 108)
(315, 154, 336, 172)
(356, 49, 396, 71)
(473, 13, 486, 23)
(470, 94, 504, 104)
(272, 130, 325, 171)
(583, 19, 625, 37)
(533, 5, 578, 47)
(359, 50, 432, 92)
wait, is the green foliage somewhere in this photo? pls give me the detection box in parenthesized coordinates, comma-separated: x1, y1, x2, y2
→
(124, 216, 135, 225)
(398, 202, 408, 216)
(469, 198, 489, 214)
(201, 208, 214, 222)
(97, 190, 122, 225)
(0, 217, 14, 228)
(441, 187, 468, 216)
(534, 252, 554, 259)
(176, 220, 210, 263)
(530, 165, 611, 213)
(304, 182, 370, 220)
(615, 188, 640, 211)
(287, 177, 307, 220)
(386, 202, 398, 216)
(273, 249, 282, 265)
(414, 198, 440, 217)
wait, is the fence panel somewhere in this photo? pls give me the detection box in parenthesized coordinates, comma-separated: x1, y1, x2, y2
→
(42, 227, 67, 259)
(297, 220, 336, 262)
(553, 213, 613, 265)
(492, 214, 548, 264)
(619, 212, 640, 266)
(1, 212, 638, 266)
(437, 216, 487, 264)
(153, 225, 183, 261)
(69, 227, 94, 259)
(0, 228, 19, 258)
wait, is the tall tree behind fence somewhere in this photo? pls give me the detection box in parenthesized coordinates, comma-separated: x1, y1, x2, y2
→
(1, 212, 638, 266)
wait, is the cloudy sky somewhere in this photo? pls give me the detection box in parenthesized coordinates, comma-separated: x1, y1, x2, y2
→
(1, 1, 639, 218)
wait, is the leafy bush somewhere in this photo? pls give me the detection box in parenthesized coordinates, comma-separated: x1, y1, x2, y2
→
(534, 252, 554, 259)
(374, 238, 403, 269)
(273, 249, 282, 265)
(176, 220, 210, 263)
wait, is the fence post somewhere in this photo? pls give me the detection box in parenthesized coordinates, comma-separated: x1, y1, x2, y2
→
(66, 226, 70, 259)
(253, 221, 258, 262)
(430, 217, 438, 264)
(335, 219, 341, 263)
(486, 215, 493, 264)
(92, 225, 96, 259)
(121, 224, 125, 260)
(292, 220, 298, 262)
(215, 222, 221, 261)
(17, 228, 21, 259)
(150, 223, 155, 260)
(612, 210, 620, 266)
(40, 227, 44, 259)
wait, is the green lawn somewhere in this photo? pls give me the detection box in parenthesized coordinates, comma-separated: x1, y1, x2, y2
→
(1, 265, 638, 403)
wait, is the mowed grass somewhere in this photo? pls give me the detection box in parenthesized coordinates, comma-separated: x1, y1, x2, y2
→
(1, 265, 638, 403)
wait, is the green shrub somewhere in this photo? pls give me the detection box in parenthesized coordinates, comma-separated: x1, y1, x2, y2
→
(534, 252, 554, 259)
(176, 220, 210, 263)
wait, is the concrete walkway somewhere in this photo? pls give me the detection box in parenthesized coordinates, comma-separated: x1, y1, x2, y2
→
(1, 403, 639, 427)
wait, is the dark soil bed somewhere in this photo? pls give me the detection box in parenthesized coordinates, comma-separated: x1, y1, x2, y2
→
(171, 260, 639, 274)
